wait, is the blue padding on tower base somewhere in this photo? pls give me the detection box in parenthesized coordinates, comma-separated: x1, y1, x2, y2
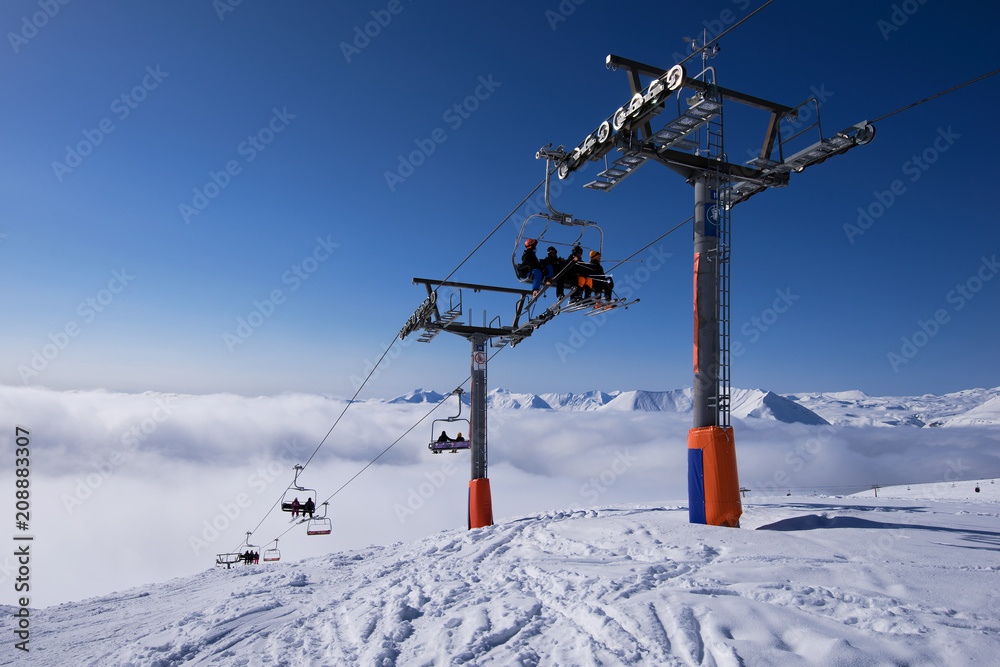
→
(688, 448, 706, 524)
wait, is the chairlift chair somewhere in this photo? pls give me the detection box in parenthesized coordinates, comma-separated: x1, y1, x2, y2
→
(262, 539, 281, 562)
(215, 552, 242, 569)
(428, 388, 472, 454)
(512, 147, 604, 287)
(512, 213, 604, 286)
(281, 464, 318, 515)
(306, 502, 332, 536)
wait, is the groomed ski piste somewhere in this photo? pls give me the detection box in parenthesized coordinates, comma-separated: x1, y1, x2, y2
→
(12, 480, 999, 666)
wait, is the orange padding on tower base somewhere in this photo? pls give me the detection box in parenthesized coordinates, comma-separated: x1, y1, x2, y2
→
(688, 426, 742, 527)
(468, 478, 493, 529)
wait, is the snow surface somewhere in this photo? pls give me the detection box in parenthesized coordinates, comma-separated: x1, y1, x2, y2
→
(13, 483, 1000, 666)
(788, 387, 1000, 428)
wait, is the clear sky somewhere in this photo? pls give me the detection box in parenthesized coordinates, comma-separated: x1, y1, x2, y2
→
(1, 0, 998, 400)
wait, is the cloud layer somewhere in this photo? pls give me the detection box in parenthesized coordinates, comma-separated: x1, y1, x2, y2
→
(1, 385, 997, 607)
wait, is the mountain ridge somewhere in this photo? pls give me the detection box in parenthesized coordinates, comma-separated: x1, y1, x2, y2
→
(387, 386, 1000, 427)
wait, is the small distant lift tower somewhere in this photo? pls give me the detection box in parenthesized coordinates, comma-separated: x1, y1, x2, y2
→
(400, 279, 562, 528)
(552, 46, 873, 526)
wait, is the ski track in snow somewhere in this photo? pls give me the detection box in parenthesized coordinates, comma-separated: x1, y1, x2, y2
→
(13, 497, 1000, 666)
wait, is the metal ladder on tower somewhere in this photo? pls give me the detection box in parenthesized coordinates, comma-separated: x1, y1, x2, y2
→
(705, 84, 732, 429)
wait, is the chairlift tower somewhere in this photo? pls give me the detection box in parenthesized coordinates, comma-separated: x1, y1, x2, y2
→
(401, 279, 561, 528)
(552, 48, 874, 527)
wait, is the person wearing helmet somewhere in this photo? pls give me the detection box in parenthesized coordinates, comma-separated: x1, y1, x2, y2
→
(569, 245, 592, 302)
(542, 246, 567, 298)
(589, 250, 613, 307)
(520, 238, 553, 297)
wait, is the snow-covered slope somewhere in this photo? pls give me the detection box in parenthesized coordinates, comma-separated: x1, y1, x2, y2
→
(387, 388, 446, 404)
(487, 388, 553, 410)
(539, 390, 618, 411)
(940, 394, 1000, 427)
(600, 389, 694, 413)
(730, 389, 830, 425)
(785, 386, 1000, 427)
(21, 497, 1000, 666)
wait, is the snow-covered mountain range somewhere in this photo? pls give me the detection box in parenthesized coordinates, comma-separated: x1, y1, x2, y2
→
(388, 386, 1000, 427)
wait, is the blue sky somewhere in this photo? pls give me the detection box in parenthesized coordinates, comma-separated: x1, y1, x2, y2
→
(1, 0, 998, 399)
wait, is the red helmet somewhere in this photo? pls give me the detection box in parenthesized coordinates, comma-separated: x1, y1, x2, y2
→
(525, 238, 537, 248)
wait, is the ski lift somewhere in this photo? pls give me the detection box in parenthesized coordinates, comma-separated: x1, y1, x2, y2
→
(215, 552, 242, 569)
(229, 531, 261, 565)
(281, 464, 318, 515)
(512, 146, 604, 286)
(306, 502, 332, 536)
(428, 388, 471, 454)
(262, 539, 281, 562)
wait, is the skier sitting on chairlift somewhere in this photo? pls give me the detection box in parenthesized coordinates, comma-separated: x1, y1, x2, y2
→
(568, 245, 592, 301)
(543, 246, 566, 298)
(302, 497, 315, 519)
(520, 238, 553, 297)
(589, 251, 613, 307)
(437, 431, 453, 443)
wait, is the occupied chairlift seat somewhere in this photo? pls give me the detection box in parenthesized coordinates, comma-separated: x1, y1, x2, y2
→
(512, 146, 604, 288)
(306, 501, 332, 536)
(281, 464, 318, 514)
(428, 388, 472, 454)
